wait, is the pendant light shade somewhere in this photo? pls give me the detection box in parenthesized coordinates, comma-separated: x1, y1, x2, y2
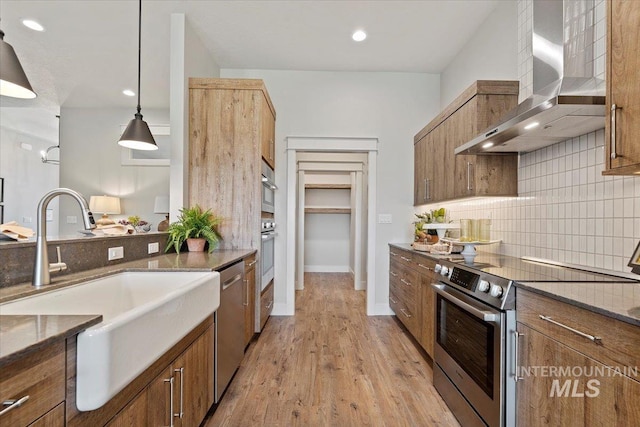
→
(0, 29, 37, 99)
(118, 0, 157, 151)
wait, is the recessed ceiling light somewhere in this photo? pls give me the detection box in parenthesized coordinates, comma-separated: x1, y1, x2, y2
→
(122, 89, 135, 97)
(482, 142, 494, 149)
(352, 30, 367, 42)
(524, 122, 540, 130)
(22, 19, 44, 32)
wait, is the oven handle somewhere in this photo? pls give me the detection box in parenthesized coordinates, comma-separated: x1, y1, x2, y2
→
(261, 232, 277, 241)
(432, 284, 499, 322)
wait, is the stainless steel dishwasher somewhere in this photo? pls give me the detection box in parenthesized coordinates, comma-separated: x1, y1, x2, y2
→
(215, 260, 245, 402)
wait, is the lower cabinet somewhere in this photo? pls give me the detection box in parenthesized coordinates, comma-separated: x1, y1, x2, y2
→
(260, 280, 274, 330)
(243, 253, 257, 347)
(29, 403, 65, 427)
(516, 289, 640, 426)
(388, 246, 436, 359)
(108, 323, 214, 427)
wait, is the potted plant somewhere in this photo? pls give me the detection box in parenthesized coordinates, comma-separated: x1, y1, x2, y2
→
(166, 205, 222, 253)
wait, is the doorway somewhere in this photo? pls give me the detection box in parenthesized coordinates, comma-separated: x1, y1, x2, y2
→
(285, 137, 378, 315)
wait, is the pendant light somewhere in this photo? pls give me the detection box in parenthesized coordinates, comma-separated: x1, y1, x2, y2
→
(118, 0, 157, 151)
(0, 27, 37, 99)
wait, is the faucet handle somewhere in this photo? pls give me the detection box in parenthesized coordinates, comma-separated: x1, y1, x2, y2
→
(49, 246, 68, 274)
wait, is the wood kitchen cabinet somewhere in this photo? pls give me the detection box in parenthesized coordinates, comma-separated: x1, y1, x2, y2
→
(414, 81, 519, 205)
(244, 253, 257, 347)
(29, 404, 65, 427)
(388, 246, 436, 359)
(190, 79, 277, 333)
(603, 0, 640, 175)
(260, 280, 274, 330)
(516, 289, 640, 426)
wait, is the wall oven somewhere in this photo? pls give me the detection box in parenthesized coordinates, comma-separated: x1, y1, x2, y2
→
(260, 219, 275, 291)
(261, 160, 276, 214)
(432, 262, 516, 427)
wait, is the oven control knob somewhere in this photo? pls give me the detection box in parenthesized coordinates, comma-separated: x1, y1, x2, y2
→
(440, 266, 449, 276)
(434, 264, 442, 273)
(489, 284, 504, 298)
(477, 279, 490, 293)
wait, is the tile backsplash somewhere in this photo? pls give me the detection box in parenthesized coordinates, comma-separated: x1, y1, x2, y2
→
(419, 129, 640, 274)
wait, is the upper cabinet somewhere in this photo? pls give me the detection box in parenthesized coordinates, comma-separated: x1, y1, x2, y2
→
(603, 0, 640, 175)
(414, 81, 519, 205)
(261, 93, 277, 170)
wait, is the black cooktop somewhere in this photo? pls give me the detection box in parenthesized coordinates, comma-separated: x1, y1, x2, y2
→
(447, 253, 638, 283)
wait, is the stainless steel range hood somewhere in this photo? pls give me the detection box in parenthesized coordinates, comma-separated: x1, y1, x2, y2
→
(456, 0, 605, 155)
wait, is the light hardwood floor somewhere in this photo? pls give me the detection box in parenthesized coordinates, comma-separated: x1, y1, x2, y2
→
(205, 273, 459, 426)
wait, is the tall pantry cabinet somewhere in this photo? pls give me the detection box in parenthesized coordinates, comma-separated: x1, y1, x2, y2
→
(188, 78, 276, 332)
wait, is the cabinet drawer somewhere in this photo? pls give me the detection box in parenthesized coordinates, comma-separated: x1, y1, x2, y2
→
(389, 248, 415, 269)
(0, 341, 65, 427)
(260, 280, 274, 329)
(390, 291, 419, 337)
(517, 288, 640, 381)
(413, 255, 436, 274)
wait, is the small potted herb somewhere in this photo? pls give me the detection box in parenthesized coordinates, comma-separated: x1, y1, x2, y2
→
(166, 205, 222, 253)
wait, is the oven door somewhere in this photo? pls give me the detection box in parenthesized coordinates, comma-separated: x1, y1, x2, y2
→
(432, 283, 504, 427)
(261, 231, 276, 290)
(261, 181, 275, 213)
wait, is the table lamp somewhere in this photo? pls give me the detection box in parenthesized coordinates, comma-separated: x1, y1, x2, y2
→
(154, 195, 170, 231)
(89, 195, 121, 226)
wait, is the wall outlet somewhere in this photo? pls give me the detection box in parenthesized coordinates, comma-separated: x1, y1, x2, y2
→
(148, 242, 159, 254)
(22, 216, 32, 224)
(108, 246, 124, 261)
(46, 209, 54, 222)
(378, 214, 392, 224)
(67, 216, 77, 224)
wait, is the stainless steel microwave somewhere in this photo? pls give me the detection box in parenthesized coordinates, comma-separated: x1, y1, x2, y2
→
(261, 160, 276, 213)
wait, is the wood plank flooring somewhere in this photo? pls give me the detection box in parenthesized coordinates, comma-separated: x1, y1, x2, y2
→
(205, 273, 459, 426)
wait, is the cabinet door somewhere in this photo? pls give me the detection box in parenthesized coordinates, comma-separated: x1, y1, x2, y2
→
(418, 268, 435, 358)
(261, 99, 276, 169)
(516, 323, 586, 427)
(452, 100, 478, 198)
(244, 255, 257, 347)
(427, 126, 447, 202)
(147, 367, 174, 427)
(106, 392, 147, 427)
(414, 136, 427, 206)
(585, 360, 640, 426)
(173, 325, 215, 427)
(605, 0, 640, 174)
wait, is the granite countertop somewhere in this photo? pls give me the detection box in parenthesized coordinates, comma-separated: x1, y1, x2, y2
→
(388, 242, 640, 326)
(0, 249, 255, 365)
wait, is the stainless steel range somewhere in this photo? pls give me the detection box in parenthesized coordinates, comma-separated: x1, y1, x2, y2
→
(432, 254, 637, 427)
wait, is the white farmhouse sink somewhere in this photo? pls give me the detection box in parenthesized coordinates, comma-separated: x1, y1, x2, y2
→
(0, 271, 220, 411)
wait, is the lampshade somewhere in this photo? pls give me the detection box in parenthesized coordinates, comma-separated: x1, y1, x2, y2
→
(89, 195, 121, 214)
(0, 29, 37, 99)
(154, 195, 170, 214)
(117, 0, 157, 151)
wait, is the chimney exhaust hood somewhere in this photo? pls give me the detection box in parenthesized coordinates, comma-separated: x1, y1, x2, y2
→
(456, 0, 605, 156)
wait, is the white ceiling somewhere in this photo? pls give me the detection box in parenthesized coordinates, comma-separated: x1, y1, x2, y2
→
(0, 0, 499, 139)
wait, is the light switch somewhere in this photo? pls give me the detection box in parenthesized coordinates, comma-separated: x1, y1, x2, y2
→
(148, 242, 159, 254)
(22, 216, 32, 224)
(378, 214, 392, 224)
(67, 216, 77, 224)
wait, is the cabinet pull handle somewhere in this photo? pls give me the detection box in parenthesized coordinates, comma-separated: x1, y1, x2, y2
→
(424, 178, 428, 201)
(266, 300, 273, 310)
(390, 271, 398, 277)
(399, 308, 412, 318)
(418, 263, 432, 271)
(0, 395, 29, 416)
(174, 368, 184, 419)
(248, 260, 258, 267)
(467, 162, 473, 191)
(390, 296, 398, 304)
(164, 376, 174, 427)
(400, 278, 412, 286)
(390, 251, 398, 257)
(243, 279, 249, 306)
(400, 256, 411, 262)
(513, 331, 524, 382)
(539, 315, 602, 344)
(611, 104, 620, 160)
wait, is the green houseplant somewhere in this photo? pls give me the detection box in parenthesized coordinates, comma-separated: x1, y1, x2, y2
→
(166, 205, 222, 253)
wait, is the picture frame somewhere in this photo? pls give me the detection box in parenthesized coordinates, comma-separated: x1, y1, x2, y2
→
(120, 124, 170, 166)
(629, 240, 640, 275)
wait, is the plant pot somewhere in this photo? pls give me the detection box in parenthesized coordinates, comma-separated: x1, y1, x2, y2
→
(186, 238, 206, 252)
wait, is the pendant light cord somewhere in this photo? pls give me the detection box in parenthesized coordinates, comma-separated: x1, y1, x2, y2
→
(136, 0, 142, 116)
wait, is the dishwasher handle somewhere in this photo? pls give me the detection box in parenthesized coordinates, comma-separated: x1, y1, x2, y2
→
(222, 273, 243, 290)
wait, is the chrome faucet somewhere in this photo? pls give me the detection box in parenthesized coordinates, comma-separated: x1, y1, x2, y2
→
(33, 188, 96, 288)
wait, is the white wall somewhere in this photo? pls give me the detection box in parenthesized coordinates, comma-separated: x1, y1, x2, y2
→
(0, 127, 59, 235)
(59, 108, 169, 236)
(440, 0, 518, 108)
(220, 68, 441, 313)
(169, 14, 220, 220)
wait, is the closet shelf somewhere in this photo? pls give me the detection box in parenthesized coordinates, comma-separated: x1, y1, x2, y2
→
(304, 184, 351, 189)
(304, 207, 351, 214)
